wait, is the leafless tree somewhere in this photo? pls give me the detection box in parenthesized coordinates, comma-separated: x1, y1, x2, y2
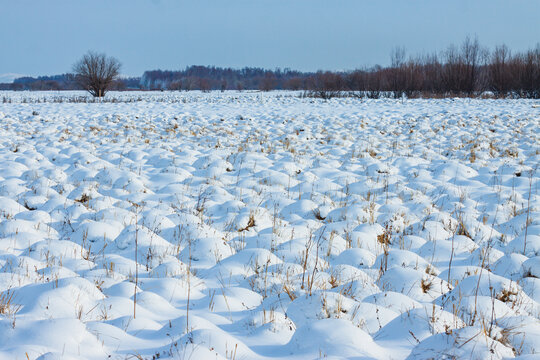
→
(387, 47, 424, 98)
(168, 80, 182, 91)
(306, 71, 345, 99)
(259, 73, 277, 91)
(389, 47, 407, 98)
(489, 45, 512, 97)
(441, 36, 487, 95)
(513, 45, 540, 98)
(365, 66, 383, 98)
(461, 36, 484, 94)
(284, 77, 304, 90)
(420, 53, 443, 95)
(390, 46, 406, 68)
(199, 78, 211, 92)
(73, 51, 121, 97)
(441, 43, 465, 94)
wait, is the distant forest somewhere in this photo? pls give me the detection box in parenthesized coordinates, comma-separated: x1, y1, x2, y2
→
(1, 38, 539, 98)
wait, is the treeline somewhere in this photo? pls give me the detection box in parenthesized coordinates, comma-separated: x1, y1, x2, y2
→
(2, 38, 539, 98)
(140, 66, 309, 91)
(140, 38, 539, 98)
(0, 74, 140, 91)
(334, 38, 539, 99)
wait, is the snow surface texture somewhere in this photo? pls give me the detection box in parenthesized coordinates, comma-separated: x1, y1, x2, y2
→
(0, 91, 539, 360)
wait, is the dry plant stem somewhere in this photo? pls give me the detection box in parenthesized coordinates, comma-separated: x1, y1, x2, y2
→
(307, 229, 324, 296)
(523, 168, 534, 254)
(0, 288, 20, 316)
(134, 209, 138, 319)
(488, 286, 497, 337)
(129, 201, 141, 319)
(472, 206, 499, 325)
(186, 234, 192, 334)
(447, 222, 456, 286)
(301, 233, 313, 290)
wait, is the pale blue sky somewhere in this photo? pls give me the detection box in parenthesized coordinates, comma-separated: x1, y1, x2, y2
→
(0, 0, 539, 77)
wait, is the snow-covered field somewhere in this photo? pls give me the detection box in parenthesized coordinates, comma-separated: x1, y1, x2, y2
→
(0, 91, 539, 360)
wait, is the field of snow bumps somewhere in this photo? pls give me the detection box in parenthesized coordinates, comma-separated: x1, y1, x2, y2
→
(0, 91, 539, 360)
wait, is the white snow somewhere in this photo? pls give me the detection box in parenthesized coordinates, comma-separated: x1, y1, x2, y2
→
(0, 90, 539, 359)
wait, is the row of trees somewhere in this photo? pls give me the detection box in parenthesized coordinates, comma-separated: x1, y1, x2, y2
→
(1, 38, 538, 98)
(140, 66, 306, 92)
(140, 37, 540, 98)
(2, 73, 139, 92)
(361, 38, 540, 98)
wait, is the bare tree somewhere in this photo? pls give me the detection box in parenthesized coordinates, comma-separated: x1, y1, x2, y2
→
(259, 73, 277, 91)
(73, 51, 121, 97)
(366, 66, 383, 98)
(465, 36, 489, 93)
(441, 43, 466, 95)
(389, 47, 407, 98)
(489, 45, 512, 97)
(420, 53, 443, 95)
(199, 78, 211, 92)
(387, 47, 424, 98)
(306, 71, 345, 99)
(390, 46, 406, 68)
(514, 45, 540, 98)
(442, 36, 487, 95)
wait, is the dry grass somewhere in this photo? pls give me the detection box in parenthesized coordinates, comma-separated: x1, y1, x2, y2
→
(312, 208, 326, 221)
(75, 193, 91, 205)
(377, 225, 392, 245)
(238, 214, 256, 232)
(496, 288, 518, 304)
(0, 289, 20, 316)
(420, 279, 433, 293)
